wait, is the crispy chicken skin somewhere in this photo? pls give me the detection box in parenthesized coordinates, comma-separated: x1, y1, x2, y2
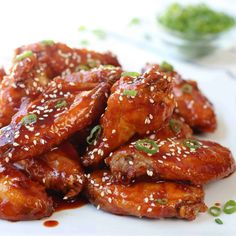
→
(0, 164, 53, 221)
(143, 64, 217, 133)
(15, 142, 85, 199)
(85, 170, 207, 220)
(0, 78, 109, 164)
(106, 138, 235, 185)
(83, 66, 175, 167)
(0, 42, 120, 127)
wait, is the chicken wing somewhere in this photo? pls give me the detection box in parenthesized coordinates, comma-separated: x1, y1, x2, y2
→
(0, 42, 120, 127)
(106, 137, 235, 184)
(0, 164, 53, 221)
(15, 142, 85, 199)
(0, 67, 5, 81)
(82, 66, 175, 167)
(85, 170, 207, 220)
(143, 63, 217, 133)
(0, 77, 109, 164)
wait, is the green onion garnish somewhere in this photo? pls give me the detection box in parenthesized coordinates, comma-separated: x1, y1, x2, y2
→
(223, 200, 236, 214)
(92, 29, 107, 40)
(215, 218, 223, 225)
(169, 119, 181, 133)
(55, 99, 67, 109)
(123, 89, 138, 97)
(181, 84, 193, 94)
(183, 139, 200, 151)
(15, 50, 33, 62)
(160, 61, 173, 72)
(103, 65, 115, 69)
(129, 17, 141, 26)
(135, 139, 159, 155)
(40, 40, 55, 46)
(87, 59, 98, 68)
(208, 206, 221, 217)
(121, 72, 140, 77)
(21, 114, 37, 126)
(76, 65, 90, 71)
(156, 198, 168, 205)
(86, 125, 102, 145)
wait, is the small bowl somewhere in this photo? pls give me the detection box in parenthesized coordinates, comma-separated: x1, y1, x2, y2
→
(156, 21, 236, 59)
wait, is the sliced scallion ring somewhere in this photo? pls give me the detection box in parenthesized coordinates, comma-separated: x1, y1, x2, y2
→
(15, 50, 33, 62)
(223, 200, 236, 214)
(160, 61, 173, 72)
(183, 139, 201, 151)
(169, 119, 181, 133)
(40, 40, 55, 46)
(86, 125, 102, 145)
(55, 99, 67, 109)
(215, 218, 223, 225)
(123, 89, 138, 97)
(121, 71, 140, 77)
(181, 84, 193, 94)
(208, 206, 221, 217)
(135, 139, 158, 154)
(21, 114, 37, 126)
(156, 198, 168, 205)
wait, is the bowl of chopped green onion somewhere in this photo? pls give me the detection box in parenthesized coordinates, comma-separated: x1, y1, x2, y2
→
(157, 2, 236, 58)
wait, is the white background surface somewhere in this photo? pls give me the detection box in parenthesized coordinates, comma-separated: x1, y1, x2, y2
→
(0, 0, 236, 235)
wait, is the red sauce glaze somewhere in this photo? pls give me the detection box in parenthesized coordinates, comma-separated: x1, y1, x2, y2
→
(43, 220, 59, 227)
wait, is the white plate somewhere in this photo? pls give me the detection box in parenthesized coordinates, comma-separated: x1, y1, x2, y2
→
(0, 38, 236, 236)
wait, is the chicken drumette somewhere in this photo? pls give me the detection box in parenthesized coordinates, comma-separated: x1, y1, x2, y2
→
(85, 170, 207, 220)
(0, 42, 120, 127)
(83, 66, 176, 167)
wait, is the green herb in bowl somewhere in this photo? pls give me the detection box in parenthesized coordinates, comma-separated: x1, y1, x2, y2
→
(158, 3, 235, 40)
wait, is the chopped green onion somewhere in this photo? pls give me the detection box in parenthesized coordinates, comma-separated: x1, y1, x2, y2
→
(181, 84, 193, 94)
(76, 65, 90, 71)
(215, 218, 223, 225)
(15, 50, 33, 62)
(223, 200, 236, 214)
(156, 198, 168, 205)
(103, 65, 116, 69)
(160, 61, 173, 72)
(55, 99, 67, 109)
(87, 59, 98, 68)
(40, 40, 55, 46)
(129, 17, 141, 26)
(135, 139, 159, 155)
(169, 119, 181, 133)
(92, 29, 107, 40)
(123, 89, 138, 97)
(208, 206, 221, 217)
(80, 39, 89, 46)
(121, 71, 140, 77)
(183, 139, 201, 151)
(86, 125, 102, 145)
(21, 114, 37, 126)
(78, 25, 86, 31)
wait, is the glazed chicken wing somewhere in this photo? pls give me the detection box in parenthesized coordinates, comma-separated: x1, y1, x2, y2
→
(0, 164, 53, 221)
(0, 76, 109, 164)
(82, 66, 175, 167)
(106, 137, 235, 185)
(15, 142, 85, 199)
(85, 170, 207, 220)
(0, 42, 120, 127)
(143, 63, 217, 133)
(0, 67, 5, 81)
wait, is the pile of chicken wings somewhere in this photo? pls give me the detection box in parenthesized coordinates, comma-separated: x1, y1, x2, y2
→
(0, 41, 234, 221)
